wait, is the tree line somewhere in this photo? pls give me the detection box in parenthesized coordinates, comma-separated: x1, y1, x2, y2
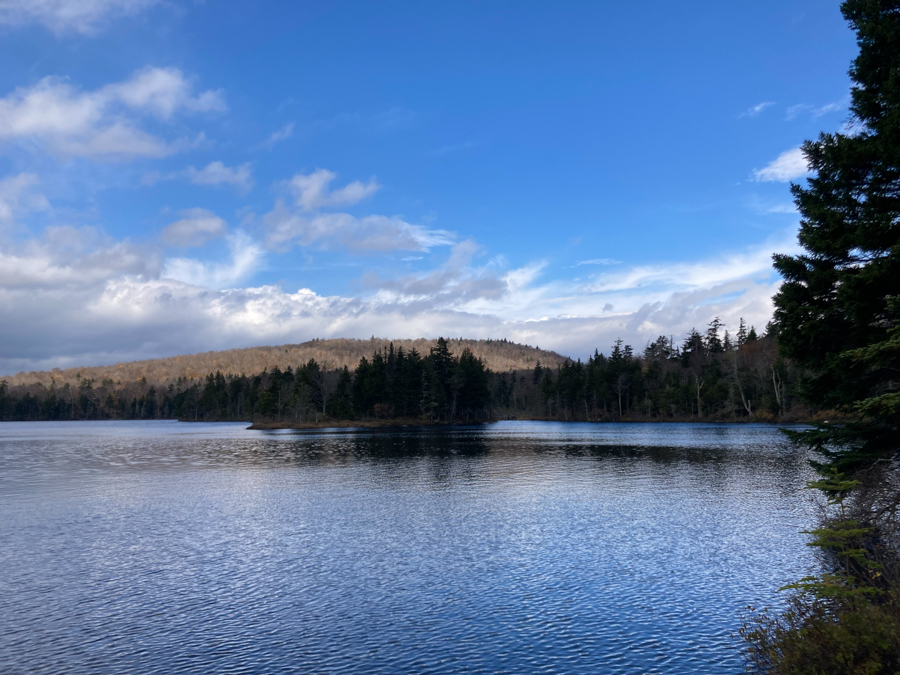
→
(0, 322, 815, 423)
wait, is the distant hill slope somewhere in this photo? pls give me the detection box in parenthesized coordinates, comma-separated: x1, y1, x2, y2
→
(5, 338, 571, 388)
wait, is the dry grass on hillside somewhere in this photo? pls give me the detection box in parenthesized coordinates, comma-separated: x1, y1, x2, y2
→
(5, 338, 570, 388)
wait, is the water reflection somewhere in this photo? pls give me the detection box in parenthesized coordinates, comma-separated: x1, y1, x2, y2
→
(0, 420, 816, 674)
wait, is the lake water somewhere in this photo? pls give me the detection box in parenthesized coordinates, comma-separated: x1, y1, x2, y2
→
(0, 420, 818, 674)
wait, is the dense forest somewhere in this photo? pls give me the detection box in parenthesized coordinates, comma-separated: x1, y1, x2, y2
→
(1, 337, 568, 389)
(0, 319, 815, 423)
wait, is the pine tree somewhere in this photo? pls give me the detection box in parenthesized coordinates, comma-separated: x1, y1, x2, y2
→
(772, 0, 900, 473)
(746, 1, 900, 667)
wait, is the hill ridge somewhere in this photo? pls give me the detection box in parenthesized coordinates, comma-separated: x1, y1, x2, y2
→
(4, 338, 571, 388)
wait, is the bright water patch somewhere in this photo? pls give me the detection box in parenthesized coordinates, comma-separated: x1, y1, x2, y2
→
(0, 421, 817, 674)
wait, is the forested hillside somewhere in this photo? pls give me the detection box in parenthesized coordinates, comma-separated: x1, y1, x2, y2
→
(2, 337, 567, 388)
(0, 319, 818, 423)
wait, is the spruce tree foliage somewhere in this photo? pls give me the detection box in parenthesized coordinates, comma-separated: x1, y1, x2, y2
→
(0, 323, 805, 423)
(771, 0, 900, 520)
(742, 2, 900, 671)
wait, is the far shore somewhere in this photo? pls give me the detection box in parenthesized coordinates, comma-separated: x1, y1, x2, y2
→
(244, 412, 832, 431)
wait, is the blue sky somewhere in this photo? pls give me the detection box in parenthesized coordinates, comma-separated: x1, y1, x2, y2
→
(0, 0, 857, 373)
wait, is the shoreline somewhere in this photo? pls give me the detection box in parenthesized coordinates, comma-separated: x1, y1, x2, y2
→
(244, 413, 833, 430)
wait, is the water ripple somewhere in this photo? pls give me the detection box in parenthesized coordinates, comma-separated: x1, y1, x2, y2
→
(0, 420, 817, 673)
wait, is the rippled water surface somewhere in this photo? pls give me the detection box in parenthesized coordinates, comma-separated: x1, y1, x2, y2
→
(1, 421, 817, 674)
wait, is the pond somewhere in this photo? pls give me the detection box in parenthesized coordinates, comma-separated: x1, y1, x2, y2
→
(0, 420, 818, 674)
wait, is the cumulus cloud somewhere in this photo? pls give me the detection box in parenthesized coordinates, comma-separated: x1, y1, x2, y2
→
(186, 161, 253, 193)
(162, 231, 265, 289)
(108, 67, 226, 119)
(0, 67, 225, 159)
(0, 225, 158, 290)
(753, 147, 809, 182)
(289, 169, 380, 211)
(0, 173, 50, 227)
(0, 222, 795, 374)
(161, 208, 228, 247)
(0, 0, 158, 34)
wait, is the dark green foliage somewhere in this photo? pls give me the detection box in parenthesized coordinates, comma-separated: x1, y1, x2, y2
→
(331, 367, 354, 419)
(769, 0, 900, 528)
(741, 595, 900, 674)
(743, 2, 900, 670)
(0, 324, 807, 423)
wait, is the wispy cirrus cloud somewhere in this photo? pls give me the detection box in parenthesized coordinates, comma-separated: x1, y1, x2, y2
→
(367, 240, 508, 308)
(263, 203, 456, 253)
(786, 97, 848, 120)
(739, 101, 775, 118)
(576, 258, 621, 266)
(761, 202, 798, 215)
(256, 123, 294, 151)
(0, 0, 159, 35)
(0, 67, 225, 160)
(753, 147, 809, 182)
(257, 168, 453, 254)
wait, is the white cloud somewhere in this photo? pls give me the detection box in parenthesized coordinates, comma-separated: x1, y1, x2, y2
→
(263, 201, 456, 252)
(289, 169, 380, 211)
(257, 123, 294, 150)
(0, 0, 158, 34)
(108, 67, 226, 119)
(0, 265, 782, 376)
(0, 173, 50, 227)
(186, 161, 254, 193)
(739, 101, 775, 118)
(0, 216, 797, 374)
(0, 225, 158, 290)
(257, 168, 454, 253)
(753, 147, 809, 182)
(0, 68, 225, 159)
(786, 97, 848, 121)
(576, 258, 621, 266)
(763, 202, 798, 214)
(162, 231, 265, 289)
(142, 161, 254, 194)
(162, 208, 228, 247)
(367, 240, 508, 307)
(579, 241, 785, 296)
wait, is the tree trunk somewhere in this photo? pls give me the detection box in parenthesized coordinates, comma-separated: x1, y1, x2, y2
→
(732, 357, 753, 418)
(694, 373, 704, 418)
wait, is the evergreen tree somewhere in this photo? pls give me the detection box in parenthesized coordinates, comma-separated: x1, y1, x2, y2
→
(772, 0, 900, 473)
(745, 2, 900, 668)
(331, 367, 354, 419)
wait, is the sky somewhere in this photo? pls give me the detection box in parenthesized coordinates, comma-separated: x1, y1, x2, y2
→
(0, 0, 859, 374)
